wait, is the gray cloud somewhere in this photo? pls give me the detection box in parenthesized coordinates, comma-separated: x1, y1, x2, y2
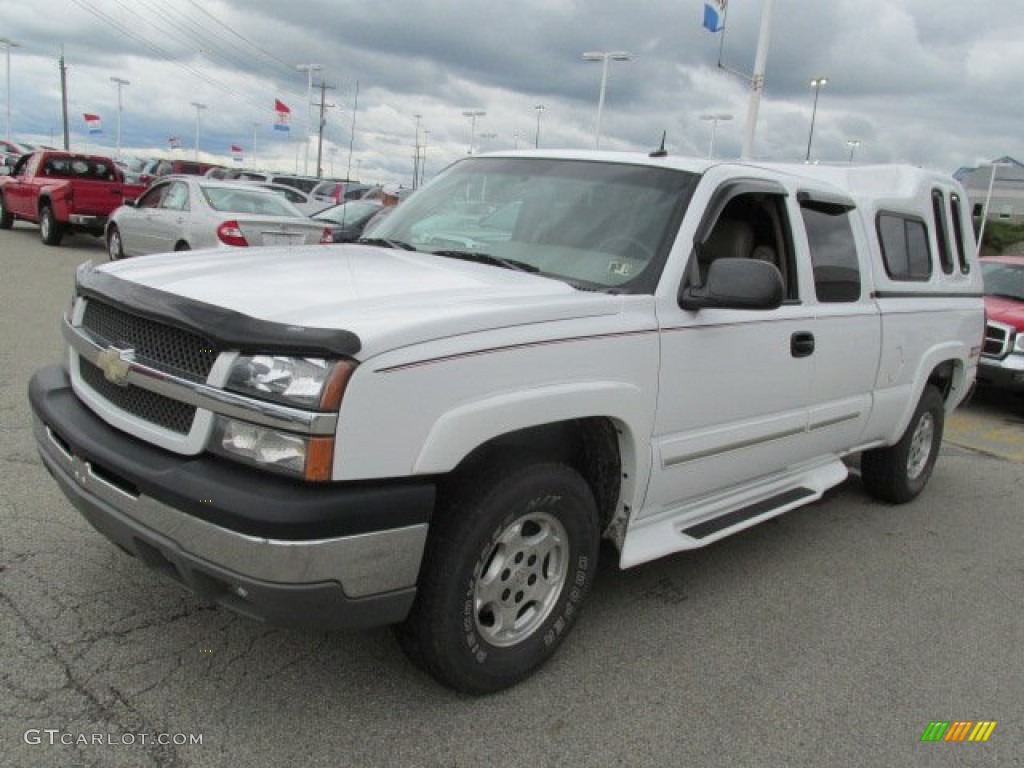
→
(2, 0, 1021, 182)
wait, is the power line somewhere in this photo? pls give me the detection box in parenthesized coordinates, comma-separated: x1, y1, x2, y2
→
(67, 0, 293, 117)
(184, 0, 304, 79)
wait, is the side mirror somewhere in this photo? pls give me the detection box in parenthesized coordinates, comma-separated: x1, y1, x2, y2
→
(123, 199, 138, 207)
(679, 258, 784, 311)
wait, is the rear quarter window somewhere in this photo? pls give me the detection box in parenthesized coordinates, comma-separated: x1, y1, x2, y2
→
(877, 212, 932, 281)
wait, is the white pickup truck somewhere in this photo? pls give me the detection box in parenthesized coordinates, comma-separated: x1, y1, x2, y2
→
(30, 151, 985, 693)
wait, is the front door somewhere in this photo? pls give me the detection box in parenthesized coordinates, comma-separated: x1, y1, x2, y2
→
(645, 184, 818, 525)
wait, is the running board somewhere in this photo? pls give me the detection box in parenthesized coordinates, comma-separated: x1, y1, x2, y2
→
(618, 458, 848, 568)
(682, 487, 815, 539)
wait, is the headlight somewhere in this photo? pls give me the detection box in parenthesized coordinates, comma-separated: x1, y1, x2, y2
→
(1014, 332, 1024, 354)
(226, 356, 355, 409)
(210, 416, 334, 481)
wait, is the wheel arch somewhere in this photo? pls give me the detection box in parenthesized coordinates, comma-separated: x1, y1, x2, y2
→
(442, 417, 627, 536)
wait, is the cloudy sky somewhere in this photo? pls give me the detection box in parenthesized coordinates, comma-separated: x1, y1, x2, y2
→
(2, 0, 1021, 184)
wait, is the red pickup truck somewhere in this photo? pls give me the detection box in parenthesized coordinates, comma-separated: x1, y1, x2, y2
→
(0, 150, 147, 246)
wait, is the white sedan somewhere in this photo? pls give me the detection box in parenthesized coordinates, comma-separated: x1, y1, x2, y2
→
(105, 177, 334, 259)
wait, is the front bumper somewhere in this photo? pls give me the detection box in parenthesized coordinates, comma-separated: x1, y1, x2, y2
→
(977, 354, 1024, 391)
(29, 364, 434, 630)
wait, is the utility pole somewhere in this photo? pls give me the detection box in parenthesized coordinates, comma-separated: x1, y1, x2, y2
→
(59, 47, 69, 150)
(312, 80, 334, 178)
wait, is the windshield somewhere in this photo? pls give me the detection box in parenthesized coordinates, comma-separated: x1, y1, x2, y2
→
(369, 157, 698, 293)
(982, 261, 1024, 301)
(200, 185, 303, 216)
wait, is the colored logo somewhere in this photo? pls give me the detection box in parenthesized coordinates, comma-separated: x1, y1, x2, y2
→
(920, 721, 997, 742)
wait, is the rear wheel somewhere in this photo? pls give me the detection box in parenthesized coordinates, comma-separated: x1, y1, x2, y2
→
(395, 461, 600, 694)
(0, 194, 13, 229)
(106, 225, 124, 260)
(861, 385, 944, 503)
(174, 241, 190, 252)
(39, 205, 64, 246)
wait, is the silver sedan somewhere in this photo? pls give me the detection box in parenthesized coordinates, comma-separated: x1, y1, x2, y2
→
(105, 177, 333, 259)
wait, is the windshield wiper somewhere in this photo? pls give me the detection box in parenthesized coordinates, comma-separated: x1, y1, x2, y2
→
(355, 237, 418, 251)
(431, 250, 539, 273)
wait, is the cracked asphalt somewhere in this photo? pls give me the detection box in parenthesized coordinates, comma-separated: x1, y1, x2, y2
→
(1, 224, 1021, 767)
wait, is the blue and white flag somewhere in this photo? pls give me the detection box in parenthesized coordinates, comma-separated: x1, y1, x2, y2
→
(703, 0, 727, 33)
(83, 113, 102, 134)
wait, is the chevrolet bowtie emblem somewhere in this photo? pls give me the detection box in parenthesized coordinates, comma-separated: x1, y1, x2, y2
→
(96, 346, 135, 386)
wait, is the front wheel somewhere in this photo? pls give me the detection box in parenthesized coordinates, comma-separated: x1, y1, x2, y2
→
(39, 206, 64, 246)
(395, 461, 600, 694)
(861, 385, 945, 503)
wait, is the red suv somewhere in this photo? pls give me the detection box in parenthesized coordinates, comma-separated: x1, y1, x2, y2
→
(978, 255, 1024, 391)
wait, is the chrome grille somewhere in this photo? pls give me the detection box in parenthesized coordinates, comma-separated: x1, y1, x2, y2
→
(982, 322, 1012, 359)
(81, 300, 219, 381)
(80, 358, 196, 434)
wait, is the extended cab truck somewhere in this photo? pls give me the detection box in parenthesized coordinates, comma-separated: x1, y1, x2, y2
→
(0, 150, 147, 245)
(28, 152, 985, 693)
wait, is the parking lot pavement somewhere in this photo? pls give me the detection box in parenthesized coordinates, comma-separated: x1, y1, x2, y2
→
(2, 226, 1021, 767)
(946, 388, 1024, 461)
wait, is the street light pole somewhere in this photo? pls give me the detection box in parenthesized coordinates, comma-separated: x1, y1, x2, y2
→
(846, 139, 861, 163)
(582, 51, 632, 149)
(109, 76, 129, 160)
(462, 109, 485, 154)
(251, 121, 260, 168)
(190, 102, 206, 161)
(296, 63, 322, 175)
(420, 130, 429, 186)
(805, 76, 829, 162)
(534, 104, 545, 148)
(1, 37, 20, 141)
(700, 113, 732, 159)
(412, 114, 422, 188)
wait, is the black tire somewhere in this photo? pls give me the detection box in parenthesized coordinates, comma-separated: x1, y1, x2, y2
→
(861, 385, 945, 503)
(174, 241, 191, 252)
(106, 225, 124, 260)
(0, 194, 13, 229)
(39, 205, 64, 246)
(395, 461, 600, 694)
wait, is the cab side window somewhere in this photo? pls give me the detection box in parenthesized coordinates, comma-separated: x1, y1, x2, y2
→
(877, 213, 932, 281)
(800, 200, 861, 302)
(698, 192, 797, 300)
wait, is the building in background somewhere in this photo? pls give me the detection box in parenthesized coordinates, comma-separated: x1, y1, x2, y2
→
(955, 157, 1024, 224)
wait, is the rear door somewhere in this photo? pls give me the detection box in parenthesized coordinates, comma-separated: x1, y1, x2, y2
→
(790, 191, 880, 456)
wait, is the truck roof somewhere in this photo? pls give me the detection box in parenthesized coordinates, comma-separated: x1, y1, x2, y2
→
(476, 150, 958, 203)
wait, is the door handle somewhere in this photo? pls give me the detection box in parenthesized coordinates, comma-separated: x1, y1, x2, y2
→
(791, 331, 815, 358)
